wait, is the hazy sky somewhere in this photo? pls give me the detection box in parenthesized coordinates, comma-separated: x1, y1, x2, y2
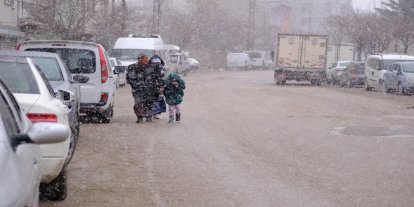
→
(353, 0, 384, 11)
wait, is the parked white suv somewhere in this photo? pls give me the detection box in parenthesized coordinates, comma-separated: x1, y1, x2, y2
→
(19, 40, 115, 123)
(364, 54, 414, 91)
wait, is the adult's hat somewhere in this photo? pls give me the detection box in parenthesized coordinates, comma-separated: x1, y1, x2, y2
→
(151, 58, 161, 63)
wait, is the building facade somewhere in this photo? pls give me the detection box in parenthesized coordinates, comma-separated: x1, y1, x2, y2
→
(0, 0, 25, 50)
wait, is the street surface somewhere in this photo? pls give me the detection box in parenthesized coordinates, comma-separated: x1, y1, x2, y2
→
(42, 69, 414, 207)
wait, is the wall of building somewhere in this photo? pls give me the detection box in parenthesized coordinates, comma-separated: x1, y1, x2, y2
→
(0, 0, 25, 50)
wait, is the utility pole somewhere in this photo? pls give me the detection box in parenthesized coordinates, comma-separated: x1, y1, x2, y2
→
(248, 0, 256, 49)
(121, 0, 127, 34)
(152, 0, 165, 34)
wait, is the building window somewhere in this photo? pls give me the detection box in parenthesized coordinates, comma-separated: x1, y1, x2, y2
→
(4, 0, 14, 6)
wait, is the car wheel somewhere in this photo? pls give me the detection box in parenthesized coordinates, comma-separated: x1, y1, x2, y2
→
(100, 108, 113, 123)
(346, 79, 352, 88)
(365, 78, 371, 91)
(397, 82, 405, 95)
(40, 167, 67, 201)
(379, 80, 388, 94)
(66, 123, 77, 166)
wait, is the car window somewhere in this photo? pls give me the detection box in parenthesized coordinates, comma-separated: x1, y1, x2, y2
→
(339, 62, 350, 67)
(25, 48, 96, 74)
(0, 60, 40, 94)
(112, 49, 154, 61)
(402, 63, 414, 73)
(31, 57, 64, 81)
(110, 59, 116, 67)
(0, 92, 20, 138)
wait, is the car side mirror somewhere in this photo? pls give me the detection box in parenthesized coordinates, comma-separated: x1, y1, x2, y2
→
(114, 66, 125, 74)
(72, 74, 89, 83)
(56, 89, 75, 107)
(12, 123, 69, 147)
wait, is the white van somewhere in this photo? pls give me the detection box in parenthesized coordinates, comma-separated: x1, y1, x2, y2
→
(365, 54, 414, 91)
(19, 40, 116, 123)
(112, 34, 169, 67)
(243, 50, 271, 69)
(226, 52, 251, 70)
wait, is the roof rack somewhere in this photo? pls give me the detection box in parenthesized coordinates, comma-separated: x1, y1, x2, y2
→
(128, 34, 160, 38)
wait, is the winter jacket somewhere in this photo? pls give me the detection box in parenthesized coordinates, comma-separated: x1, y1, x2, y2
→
(127, 63, 162, 102)
(163, 73, 185, 105)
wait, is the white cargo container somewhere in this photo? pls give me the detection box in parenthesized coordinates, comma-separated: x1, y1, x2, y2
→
(326, 43, 355, 68)
(274, 33, 328, 85)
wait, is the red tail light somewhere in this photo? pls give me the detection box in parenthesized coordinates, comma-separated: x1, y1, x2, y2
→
(100, 93, 108, 104)
(15, 44, 21, 50)
(27, 113, 58, 123)
(351, 68, 356, 80)
(98, 45, 109, 84)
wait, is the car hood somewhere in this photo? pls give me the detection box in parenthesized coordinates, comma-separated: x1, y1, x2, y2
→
(13, 93, 41, 113)
(50, 81, 70, 94)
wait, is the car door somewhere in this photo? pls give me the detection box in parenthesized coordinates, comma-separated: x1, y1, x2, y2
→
(0, 88, 40, 206)
(383, 64, 393, 89)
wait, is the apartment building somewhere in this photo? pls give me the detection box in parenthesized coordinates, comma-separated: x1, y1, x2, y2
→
(0, 0, 25, 50)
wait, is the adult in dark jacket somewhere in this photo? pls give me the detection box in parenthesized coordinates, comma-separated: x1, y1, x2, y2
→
(127, 54, 163, 123)
(163, 72, 186, 123)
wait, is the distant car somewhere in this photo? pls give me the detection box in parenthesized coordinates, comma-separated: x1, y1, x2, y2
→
(0, 51, 88, 151)
(19, 40, 116, 123)
(243, 50, 271, 69)
(383, 62, 414, 95)
(0, 56, 74, 201)
(170, 53, 190, 74)
(109, 57, 127, 87)
(364, 54, 414, 91)
(326, 61, 351, 84)
(226, 52, 251, 70)
(187, 57, 200, 70)
(339, 62, 366, 87)
(0, 78, 69, 207)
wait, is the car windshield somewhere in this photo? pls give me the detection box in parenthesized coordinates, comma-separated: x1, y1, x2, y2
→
(111, 49, 154, 61)
(247, 52, 262, 58)
(31, 57, 64, 81)
(0, 59, 39, 94)
(25, 48, 96, 74)
(339, 62, 350, 67)
(402, 62, 414, 73)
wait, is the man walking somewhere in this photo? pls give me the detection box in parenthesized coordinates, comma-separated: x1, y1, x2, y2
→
(127, 54, 163, 123)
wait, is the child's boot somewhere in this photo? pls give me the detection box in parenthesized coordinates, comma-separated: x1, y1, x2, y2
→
(169, 115, 174, 123)
(175, 113, 181, 121)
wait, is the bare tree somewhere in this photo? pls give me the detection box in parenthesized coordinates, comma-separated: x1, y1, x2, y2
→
(24, 0, 106, 40)
(377, 0, 414, 53)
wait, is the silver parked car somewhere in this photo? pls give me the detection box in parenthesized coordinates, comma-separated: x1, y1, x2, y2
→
(0, 51, 88, 152)
(0, 78, 68, 207)
(339, 62, 366, 87)
(383, 62, 414, 95)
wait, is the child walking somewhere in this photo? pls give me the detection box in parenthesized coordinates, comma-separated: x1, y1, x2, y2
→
(163, 73, 186, 123)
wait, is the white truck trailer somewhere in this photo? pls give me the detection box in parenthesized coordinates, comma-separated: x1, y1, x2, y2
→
(274, 33, 328, 85)
(326, 43, 355, 68)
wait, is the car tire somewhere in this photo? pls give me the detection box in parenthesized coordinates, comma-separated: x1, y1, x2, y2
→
(40, 167, 67, 201)
(66, 123, 77, 165)
(397, 82, 405, 95)
(379, 80, 388, 94)
(346, 79, 352, 88)
(365, 78, 372, 91)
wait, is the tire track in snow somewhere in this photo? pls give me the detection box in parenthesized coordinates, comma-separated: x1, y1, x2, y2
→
(145, 136, 167, 207)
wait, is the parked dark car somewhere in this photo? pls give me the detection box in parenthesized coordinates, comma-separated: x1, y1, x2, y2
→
(339, 62, 366, 87)
(0, 51, 88, 148)
(383, 62, 414, 95)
